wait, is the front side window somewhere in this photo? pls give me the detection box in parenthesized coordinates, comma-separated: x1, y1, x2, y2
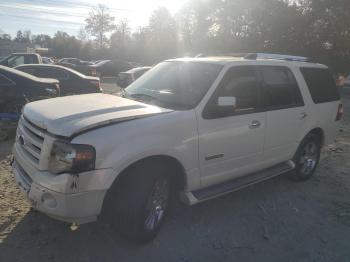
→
(125, 61, 223, 110)
(203, 66, 260, 118)
(260, 66, 304, 109)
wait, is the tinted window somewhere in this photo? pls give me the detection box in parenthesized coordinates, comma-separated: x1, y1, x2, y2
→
(260, 66, 304, 109)
(203, 66, 260, 118)
(300, 67, 340, 103)
(36, 68, 69, 80)
(20, 68, 36, 75)
(0, 74, 14, 86)
(218, 66, 259, 112)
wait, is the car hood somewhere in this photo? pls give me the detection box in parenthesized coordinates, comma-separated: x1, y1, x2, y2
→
(23, 93, 172, 137)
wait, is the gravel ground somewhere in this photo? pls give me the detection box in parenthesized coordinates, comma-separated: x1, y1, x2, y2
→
(0, 94, 350, 262)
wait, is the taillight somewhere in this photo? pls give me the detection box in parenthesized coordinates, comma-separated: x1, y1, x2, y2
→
(90, 80, 101, 91)
(335, 103, 343, 121)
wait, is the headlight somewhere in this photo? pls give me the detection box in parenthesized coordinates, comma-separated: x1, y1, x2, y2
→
(49, 141, 96, 174)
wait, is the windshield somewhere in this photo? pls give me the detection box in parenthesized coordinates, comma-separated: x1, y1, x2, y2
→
(124, 61, 223, 110)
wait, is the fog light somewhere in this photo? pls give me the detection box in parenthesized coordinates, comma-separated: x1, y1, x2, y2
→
(41, 193, 57, 209)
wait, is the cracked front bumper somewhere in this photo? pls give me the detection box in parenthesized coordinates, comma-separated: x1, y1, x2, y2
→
(12, 159, 111, 224)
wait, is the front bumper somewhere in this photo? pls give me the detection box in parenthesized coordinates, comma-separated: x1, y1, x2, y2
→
(12, 159, 112, 224)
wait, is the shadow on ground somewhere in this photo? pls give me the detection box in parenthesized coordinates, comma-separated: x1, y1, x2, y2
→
(1, 169, 350, 262)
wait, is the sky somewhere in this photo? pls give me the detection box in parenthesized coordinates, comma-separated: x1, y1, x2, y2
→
(0, 0, 188, 37)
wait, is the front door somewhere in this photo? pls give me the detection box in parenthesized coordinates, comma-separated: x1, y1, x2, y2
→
(197, 66, 266, 188)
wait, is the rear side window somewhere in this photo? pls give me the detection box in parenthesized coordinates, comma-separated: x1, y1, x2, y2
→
(300, 67, 340, 103)
(260, 66, 304, 109)
(36, 68, 69, 80)
(20, 68, 36, 75)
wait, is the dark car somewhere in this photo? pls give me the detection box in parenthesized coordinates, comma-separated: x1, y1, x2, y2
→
(0, 65, 59, 118)
(0, 53, 43, 68)
(15, 64, 102, 96)
(117, 66, 151, 88)
(90, 60, 135, 77)
(56, 58, 96, 76)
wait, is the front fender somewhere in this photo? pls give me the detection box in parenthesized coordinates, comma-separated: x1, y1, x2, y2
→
(71, 110, 200, 191)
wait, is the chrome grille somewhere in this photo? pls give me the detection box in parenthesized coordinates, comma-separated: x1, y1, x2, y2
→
(17, 116, 45, 168)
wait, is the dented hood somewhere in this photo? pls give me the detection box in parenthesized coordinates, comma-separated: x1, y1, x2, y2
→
(23, 93, 172, 137)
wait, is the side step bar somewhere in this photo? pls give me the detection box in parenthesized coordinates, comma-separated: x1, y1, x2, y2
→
(182, 161, 295, 205)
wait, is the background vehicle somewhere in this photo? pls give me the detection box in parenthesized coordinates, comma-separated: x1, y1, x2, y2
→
(117, 66, 151, 88)
(0, 53, 42, 67)
(0, 65, 59, 117)
(0, 65, 59, 140)
(57, 58, 95, 76)
(42, 57, 54, 64)
(12, 54, 341, 244)
(15, 64, 102, 96)
(90, 59, 135, 77)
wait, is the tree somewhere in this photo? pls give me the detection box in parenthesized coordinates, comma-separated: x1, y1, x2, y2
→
(85, 4, 116, 48)
(110, 19, 131, 59)
(50, 31, 82, 58)
(148, 7, 178, 62)
(14, 30, 24, 42)
(33, 34, 51, 47)
(77, 26, 88, 41)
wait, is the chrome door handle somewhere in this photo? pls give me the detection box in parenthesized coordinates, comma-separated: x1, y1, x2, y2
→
(299, 113, 307, 119)
(249, 120, 261, 129)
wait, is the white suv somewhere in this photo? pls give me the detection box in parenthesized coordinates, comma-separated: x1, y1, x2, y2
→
(12, 54, 343, 243)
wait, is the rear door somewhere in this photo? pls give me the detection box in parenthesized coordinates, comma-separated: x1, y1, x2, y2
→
(35, 67, 72, 95)
(198, 65, 266, 187)
(258, 66, 307, 165)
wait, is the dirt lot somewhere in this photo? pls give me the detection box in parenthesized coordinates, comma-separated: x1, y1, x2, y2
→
(1, 93, 350, 262)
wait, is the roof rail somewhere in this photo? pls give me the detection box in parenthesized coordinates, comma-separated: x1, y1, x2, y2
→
(244, 53, 310, 62)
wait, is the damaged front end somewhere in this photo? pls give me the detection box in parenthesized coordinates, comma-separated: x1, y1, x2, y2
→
(12, 116, 113, 224)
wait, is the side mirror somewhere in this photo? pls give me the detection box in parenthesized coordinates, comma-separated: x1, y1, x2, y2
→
(218, 96, 236, 108)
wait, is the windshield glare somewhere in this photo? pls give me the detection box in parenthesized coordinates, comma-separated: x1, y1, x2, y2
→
(125, 61, 223, 110)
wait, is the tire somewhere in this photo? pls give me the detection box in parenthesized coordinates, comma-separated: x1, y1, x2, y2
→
(290, 134, 322, 181)
(103, 162, 171, 244)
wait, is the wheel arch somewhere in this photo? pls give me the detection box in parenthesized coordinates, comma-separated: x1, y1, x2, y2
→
(112, 155, 188, 192)
(307, 127, 325, 147)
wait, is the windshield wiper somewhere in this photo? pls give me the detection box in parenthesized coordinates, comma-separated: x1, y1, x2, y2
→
(128, 93, 160, 104)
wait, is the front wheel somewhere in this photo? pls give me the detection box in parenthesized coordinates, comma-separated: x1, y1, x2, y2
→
(290, 134, 321, 181)
(103, 163, 171, 244)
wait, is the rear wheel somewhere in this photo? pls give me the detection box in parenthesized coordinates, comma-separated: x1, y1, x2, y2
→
(103, 163, 171, 244)
(290, 134, 321, 181)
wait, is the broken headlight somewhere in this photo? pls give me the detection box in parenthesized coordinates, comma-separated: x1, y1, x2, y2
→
(49, 141, 96, 174)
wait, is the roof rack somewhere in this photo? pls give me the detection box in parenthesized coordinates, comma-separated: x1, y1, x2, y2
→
(244, 53, 311, 62)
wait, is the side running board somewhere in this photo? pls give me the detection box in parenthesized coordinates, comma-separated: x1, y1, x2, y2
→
(192, 161, 295, 202)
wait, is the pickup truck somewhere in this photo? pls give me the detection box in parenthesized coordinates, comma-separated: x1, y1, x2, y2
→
(12, 54, 342, 243)
(0, 53, 43, 68)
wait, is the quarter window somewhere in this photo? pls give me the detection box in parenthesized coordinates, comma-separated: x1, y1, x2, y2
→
(300, 67, 340, 103)
(260, 66, 304, 109)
